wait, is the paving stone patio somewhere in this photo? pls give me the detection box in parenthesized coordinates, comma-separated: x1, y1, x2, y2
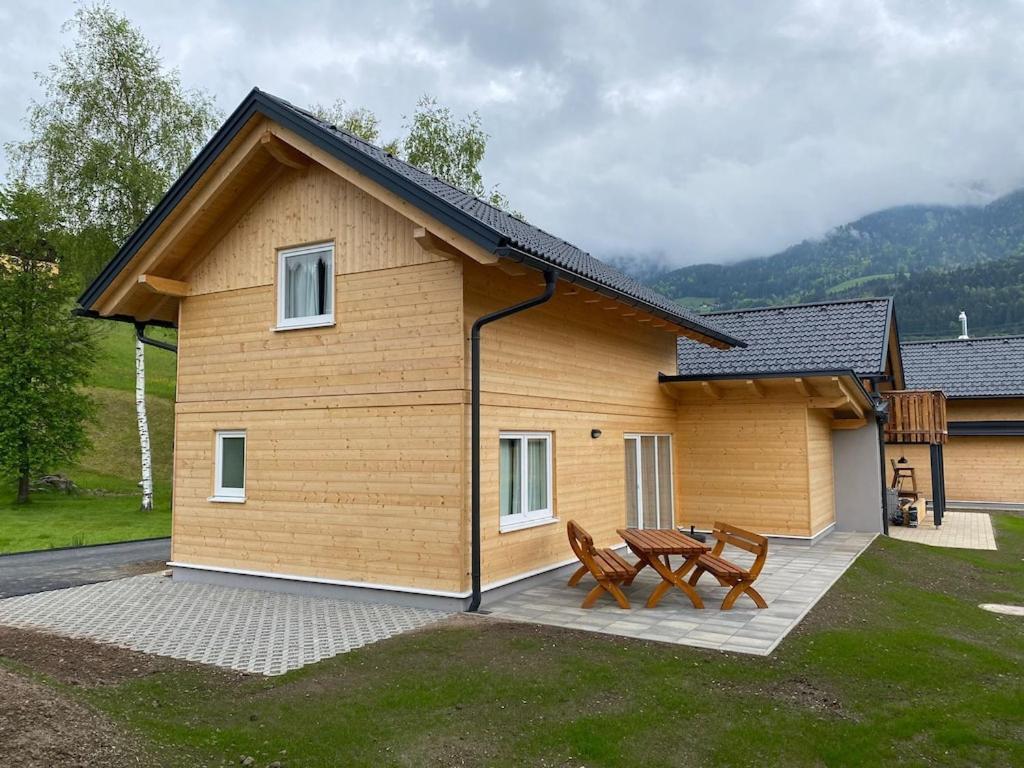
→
(0, 573, 451, 675)
(487, 531, 876, 655)
(887, 510, 996, 550)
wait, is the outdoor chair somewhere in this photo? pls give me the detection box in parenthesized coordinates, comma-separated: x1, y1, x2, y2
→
(687, 521, 768, 610)
(566, 520, 636, 609)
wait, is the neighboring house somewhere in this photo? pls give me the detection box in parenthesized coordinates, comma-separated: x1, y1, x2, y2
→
(674, 299, 902, 535)
(77, 88, 886, 610)
(890, 336, 1024, 508)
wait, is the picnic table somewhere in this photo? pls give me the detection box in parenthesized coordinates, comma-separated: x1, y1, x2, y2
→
(617, 528, 710, 609)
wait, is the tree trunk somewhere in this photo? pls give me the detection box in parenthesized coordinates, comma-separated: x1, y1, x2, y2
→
(16, 470, 30, 504)
(135, 335, 154, 511)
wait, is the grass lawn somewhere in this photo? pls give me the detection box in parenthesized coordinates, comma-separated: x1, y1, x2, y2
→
(3, 516, 1019, 766)
(0, 473, 171, 553)
(0, 323, 176, 553)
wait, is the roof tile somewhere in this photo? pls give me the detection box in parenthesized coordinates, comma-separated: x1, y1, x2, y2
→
(901, 336, 1024, 398)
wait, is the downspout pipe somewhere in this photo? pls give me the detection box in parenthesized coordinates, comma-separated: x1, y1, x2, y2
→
(871, 388, 891, 536)
(468, 270, 557, 612)
(134, 322, 178, 354)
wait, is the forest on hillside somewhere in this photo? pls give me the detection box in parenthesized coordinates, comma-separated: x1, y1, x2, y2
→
(640, 189, 1024, 339)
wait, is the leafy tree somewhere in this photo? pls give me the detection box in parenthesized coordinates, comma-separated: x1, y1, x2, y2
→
(0, 185, 95, 504)
(7, 2, 219, 510)
(314, 95, 518, 215)
(403, 96, 514, 212)
(311, 99, 400, 155)
(6, 1, 221, 283)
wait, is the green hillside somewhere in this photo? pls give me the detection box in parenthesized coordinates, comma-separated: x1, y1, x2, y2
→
(0, 322, 177, 552)
(648, 189, 1024, 338)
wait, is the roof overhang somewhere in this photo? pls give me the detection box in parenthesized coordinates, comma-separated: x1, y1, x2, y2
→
(77, 88, 743, 349)
(659, 368, 878, 426)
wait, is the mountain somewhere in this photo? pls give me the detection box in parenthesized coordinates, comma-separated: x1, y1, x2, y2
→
(645, 189, 1024, 338)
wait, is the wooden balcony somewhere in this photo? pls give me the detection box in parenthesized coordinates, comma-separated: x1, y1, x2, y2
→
(881, 390, 948, 445)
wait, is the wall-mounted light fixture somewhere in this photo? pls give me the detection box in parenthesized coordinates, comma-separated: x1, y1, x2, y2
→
(591, 429, 602, 439)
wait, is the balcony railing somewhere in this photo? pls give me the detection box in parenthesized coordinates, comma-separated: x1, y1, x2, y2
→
(881, 390, 948, 445)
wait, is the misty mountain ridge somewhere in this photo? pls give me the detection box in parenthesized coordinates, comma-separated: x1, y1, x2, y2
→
(618, 188, 1024, 340)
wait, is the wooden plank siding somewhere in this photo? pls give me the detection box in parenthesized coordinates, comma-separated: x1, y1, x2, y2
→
(675, 400, 830, 537)
(463, 261, 682, 587)
(806, 409, 837, 534)
(885, 397, 1024, 505)
(171, 164, 468, 592)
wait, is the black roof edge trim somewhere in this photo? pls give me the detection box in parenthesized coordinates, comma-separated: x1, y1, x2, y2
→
(949, 420, 1024, 436)
(701, 296, 894, 316)
(495, 246, 746, 348)
(72, 307, 177, 329)
(659, 368, 876, 407)
(78, 87, 508, 313)
(945, 393, 1024, 400)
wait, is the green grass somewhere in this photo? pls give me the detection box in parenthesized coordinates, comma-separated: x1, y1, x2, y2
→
(0, 323, 176, 553)
(826, 273, 895, 294)
(0, 475, 171, 553)
(24, 515, 1019, 766)
(89, 323, 178, 399)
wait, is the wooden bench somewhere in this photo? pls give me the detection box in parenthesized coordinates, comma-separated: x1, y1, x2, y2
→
(566, 520, 636, 609)
(687, 522, 768, 610)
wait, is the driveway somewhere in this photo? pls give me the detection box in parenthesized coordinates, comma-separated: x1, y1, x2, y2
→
(0, 539, 170, 598)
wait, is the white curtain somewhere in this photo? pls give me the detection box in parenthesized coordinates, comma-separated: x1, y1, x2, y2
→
(285, 251, 328, 319)
(527, 438, 548, 511)
(499, 439, 520, 517)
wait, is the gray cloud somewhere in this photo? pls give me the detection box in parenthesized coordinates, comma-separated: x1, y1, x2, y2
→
(3, 0, 1024, 266)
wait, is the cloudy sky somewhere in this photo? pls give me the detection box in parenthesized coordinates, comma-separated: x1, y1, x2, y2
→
(2, 0, 1024, 266)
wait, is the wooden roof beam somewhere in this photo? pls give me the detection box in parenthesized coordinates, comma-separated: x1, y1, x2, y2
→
(138, 274, 190, 297)
(832, 417, 868, 430)
(746, 379, 765, 398)
(413, 226, 498, 266)
(794, 378, 816, 397)
(701, 381, 722, 400)
(834, 377, 866, 418)
(260, 132, 309, 169)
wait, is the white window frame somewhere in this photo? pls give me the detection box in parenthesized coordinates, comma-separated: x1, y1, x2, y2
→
(624, 433, 674, 529)
(498, 431, 555, 533)
(210, 430, 246, 503)
(275, 242, 335, 330)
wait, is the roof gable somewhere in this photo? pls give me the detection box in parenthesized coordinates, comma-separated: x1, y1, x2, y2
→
(676, 298, 896, 378)
(78, 88, 741, 348)
(901, 335, 1024, 398)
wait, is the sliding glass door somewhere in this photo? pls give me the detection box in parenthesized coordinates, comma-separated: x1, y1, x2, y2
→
(624, 434, 674, 529)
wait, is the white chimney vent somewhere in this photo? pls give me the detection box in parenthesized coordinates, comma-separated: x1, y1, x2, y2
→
(958, 310, 969, 340)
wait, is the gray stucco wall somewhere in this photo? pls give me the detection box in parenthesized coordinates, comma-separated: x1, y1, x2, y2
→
(832, 421, 884, 533)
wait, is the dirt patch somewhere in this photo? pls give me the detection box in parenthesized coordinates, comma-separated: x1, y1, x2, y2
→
(0, 666, 151, 767)
(773, 676, 851, 719)
(0, 625, 239, 687)
(117, 560, 168, 578)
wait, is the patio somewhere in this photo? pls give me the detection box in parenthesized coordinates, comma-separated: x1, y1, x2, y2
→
(888, 509, 997, 550)
(487, 531, 875, 655)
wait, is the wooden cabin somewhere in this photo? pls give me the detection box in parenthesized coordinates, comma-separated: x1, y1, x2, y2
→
(77, 88, 890, 610)
(887, 336, 1024, 508)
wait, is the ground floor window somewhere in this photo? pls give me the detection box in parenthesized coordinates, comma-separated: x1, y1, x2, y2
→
(211, 430, 246, 502)
(499, 432, 553, 531)
(624, 434, 673, 528)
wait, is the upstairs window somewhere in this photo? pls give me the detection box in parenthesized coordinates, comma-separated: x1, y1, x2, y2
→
(277, 243, 334, 329)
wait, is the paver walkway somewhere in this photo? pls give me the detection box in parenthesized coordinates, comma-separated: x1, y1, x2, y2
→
(488, 531, 875, 655)
(887, 510, 996, 550)
(0, 573, 450, 675)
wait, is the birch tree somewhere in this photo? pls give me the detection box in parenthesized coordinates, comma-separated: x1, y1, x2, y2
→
(7, 3, 219, 510)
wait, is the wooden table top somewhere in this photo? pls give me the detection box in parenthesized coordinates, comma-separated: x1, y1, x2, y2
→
(617, 528, 709, 556)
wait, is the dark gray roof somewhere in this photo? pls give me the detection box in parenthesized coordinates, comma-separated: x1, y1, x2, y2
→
(79, 88, 740, 348)
(676, 298, 895, 377)
(901, 336, 1024, 398)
